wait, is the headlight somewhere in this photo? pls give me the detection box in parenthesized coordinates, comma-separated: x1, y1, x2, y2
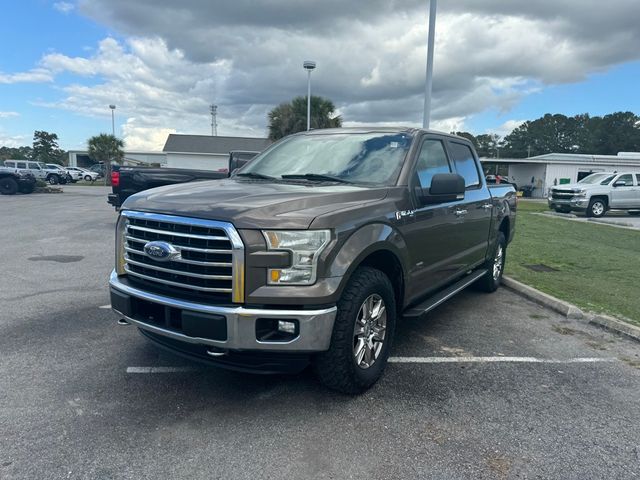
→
(115, 213, 129, 275)
(576, 189, 587, 196)
(262, 230, 331, 285)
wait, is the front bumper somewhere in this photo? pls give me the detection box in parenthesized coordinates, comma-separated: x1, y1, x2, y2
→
(109, 270, 337, 353)
(548, 198, 588, 211)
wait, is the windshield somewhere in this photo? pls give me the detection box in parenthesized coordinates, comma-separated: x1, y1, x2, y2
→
(578, 173, 615, 185)
(240, 132, 413, 185)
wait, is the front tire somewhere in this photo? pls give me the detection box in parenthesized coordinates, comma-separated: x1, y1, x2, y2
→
(47, 174, 59, 185)
(314, 267, 396, 394)
(587, 198, 606, 218)
(475, 232, 506, 293)
(0, 177, 18, 195)
(84, 175, 92, 182)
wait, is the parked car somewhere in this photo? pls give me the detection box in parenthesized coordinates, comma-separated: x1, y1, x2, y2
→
(89, 164, 105, 178)
(66, 166, 100, 182)
(548, 172, 640, 217)
(107, 150, 260, 209)
(45, 164, 73, 184)
(109, 128, 517, 393)
(0, 166, 36, 195)
(4, 160, 70, 185)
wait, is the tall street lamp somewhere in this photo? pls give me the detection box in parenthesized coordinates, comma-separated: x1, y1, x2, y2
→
(108, 104, 116, 186)
(303, 61, 316, 131)
(423, 0, 437, 129)
(109, 104, 116, 136)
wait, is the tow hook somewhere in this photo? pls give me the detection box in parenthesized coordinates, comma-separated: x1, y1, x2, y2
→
(206, 348, 227, 357)
(117, 318, 130, 326)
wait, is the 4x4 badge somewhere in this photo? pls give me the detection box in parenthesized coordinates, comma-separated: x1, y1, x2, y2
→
(395, 210, 415, 220)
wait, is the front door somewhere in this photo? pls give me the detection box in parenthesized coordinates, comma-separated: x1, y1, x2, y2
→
(610, 174, 636, 208)
(401, 136, 462, 302)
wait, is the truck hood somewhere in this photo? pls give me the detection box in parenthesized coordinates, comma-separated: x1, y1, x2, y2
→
(122, 178, 389, 229)
(551, 183, 585, 191)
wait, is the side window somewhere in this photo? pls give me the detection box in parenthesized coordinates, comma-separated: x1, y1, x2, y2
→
(449, 142, 481, 188)
(16, 162, 26, 169)
(415, 139, 451, 188)
(28, 162, 40, 170)
(617, 174, 633, 187)
(636, 174, 640, 185)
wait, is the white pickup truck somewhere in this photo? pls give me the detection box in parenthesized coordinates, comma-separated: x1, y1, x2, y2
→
(548, 172, 640, 217)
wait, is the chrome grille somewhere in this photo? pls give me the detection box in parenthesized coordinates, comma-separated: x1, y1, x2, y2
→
(551, 189, 576, 200)
(121, 211, 244, 302)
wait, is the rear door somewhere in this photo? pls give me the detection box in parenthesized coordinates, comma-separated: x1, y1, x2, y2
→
(445, 140, 493, 270)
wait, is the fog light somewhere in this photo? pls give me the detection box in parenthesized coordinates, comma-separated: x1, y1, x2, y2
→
(278, 320, 296, 334)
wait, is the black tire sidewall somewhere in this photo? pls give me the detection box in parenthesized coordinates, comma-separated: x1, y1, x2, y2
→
(48, 174, 59, 185)
(314, 267, 397, 393)
(0, 177, 18, 195)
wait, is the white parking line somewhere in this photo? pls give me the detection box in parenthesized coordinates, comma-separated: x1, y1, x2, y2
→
(388, 356, 617, 364)
(126, 366, 200, 373)
(126, 357, 616, 374)
(98, 304, 111, 309)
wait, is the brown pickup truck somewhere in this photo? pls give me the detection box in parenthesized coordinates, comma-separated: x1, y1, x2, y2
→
(109, 128, 516, 393)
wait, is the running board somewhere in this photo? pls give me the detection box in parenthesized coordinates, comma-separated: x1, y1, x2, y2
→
(402, 269, 488, 319)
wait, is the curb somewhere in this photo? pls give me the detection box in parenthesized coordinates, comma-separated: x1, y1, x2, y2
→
(502, 276, 640, 343)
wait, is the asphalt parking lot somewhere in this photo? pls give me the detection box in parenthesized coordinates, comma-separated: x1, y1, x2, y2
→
(2, 187, 640, 479)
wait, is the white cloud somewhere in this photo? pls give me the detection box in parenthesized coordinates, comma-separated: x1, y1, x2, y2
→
(0, 111, 20, 119)
(0, 68, 53, 84)
(492, 119, 527, 138)
(0, 132, 28, 148)
(53, 2, 75, 14)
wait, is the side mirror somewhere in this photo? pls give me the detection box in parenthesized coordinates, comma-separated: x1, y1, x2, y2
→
(417, 173, 466, 204)
(613, 180, 627, 187)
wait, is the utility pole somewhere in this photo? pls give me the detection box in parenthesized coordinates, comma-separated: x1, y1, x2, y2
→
(422, 0, 437, 129)
(109, 104, 116, 136)
(210, 104, 218, 136)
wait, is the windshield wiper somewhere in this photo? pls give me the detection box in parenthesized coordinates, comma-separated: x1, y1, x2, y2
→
(235, 172, 277, 180)
(281, 173, 353, 184)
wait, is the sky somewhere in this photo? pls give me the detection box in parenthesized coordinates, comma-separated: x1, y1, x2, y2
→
(1, 0, 640, 151)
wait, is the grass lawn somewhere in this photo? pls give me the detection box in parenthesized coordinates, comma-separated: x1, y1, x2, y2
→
(505, 199, 640, 325)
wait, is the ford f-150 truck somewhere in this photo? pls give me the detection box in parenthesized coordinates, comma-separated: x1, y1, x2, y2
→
(548, 171, 640, 217)
(109, 128, 516, 393)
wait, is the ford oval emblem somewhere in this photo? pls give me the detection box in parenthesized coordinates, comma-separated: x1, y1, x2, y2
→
(143, 241, 180, 262)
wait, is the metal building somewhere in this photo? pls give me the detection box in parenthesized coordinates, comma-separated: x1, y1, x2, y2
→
(481, 153, 640, 198)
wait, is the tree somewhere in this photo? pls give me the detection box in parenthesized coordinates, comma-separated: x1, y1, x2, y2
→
(32, 130, 64, 164)
(590, 112, 640, 155)
(268, 95, 342, 140)
(451, 131, 477, 147)
(87, 133, 124, 185)
(475, 134, 503, 158)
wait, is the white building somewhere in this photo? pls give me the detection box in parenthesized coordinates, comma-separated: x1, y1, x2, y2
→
(482, 152, 640, 198)
(68, 150, 166, 168)
(163, 134, 271, 171)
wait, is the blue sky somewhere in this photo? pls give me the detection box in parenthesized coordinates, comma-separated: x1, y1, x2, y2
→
(2, 0, 640, 151)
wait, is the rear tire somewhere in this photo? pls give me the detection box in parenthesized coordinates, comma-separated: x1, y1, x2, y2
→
(313, 267, 396, 394)
(0, 177, 18, 195)
(475, 232, 506, 293)
(47, 174, 59, 185)
(84, 175, 92, 182)
(19, 183, 35, 194)
(587, 198, 606, 218)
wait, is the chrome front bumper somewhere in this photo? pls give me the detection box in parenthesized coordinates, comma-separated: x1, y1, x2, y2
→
(109, 270, 337, 352)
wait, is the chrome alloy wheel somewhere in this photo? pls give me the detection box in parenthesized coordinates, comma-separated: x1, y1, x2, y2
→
(493, 244, 504, 281)
(353, 294, 387, 369)
(592, 201, 605, 217)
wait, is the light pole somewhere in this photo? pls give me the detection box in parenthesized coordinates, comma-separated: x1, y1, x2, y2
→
(210, 104, 218, 136)
(303, 61, 316, 131)
(108, 104, 116, 186)
(109, 104, 116, 136)
(422, 0, 437, 129)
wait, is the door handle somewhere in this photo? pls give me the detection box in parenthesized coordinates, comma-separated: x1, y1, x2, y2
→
(482, 203, 493, 210)
(454, 209, 468, 217)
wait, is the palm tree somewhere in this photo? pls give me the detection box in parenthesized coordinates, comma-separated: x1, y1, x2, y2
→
(87, 134, 124, 185)
(268, 96, 342, 140)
